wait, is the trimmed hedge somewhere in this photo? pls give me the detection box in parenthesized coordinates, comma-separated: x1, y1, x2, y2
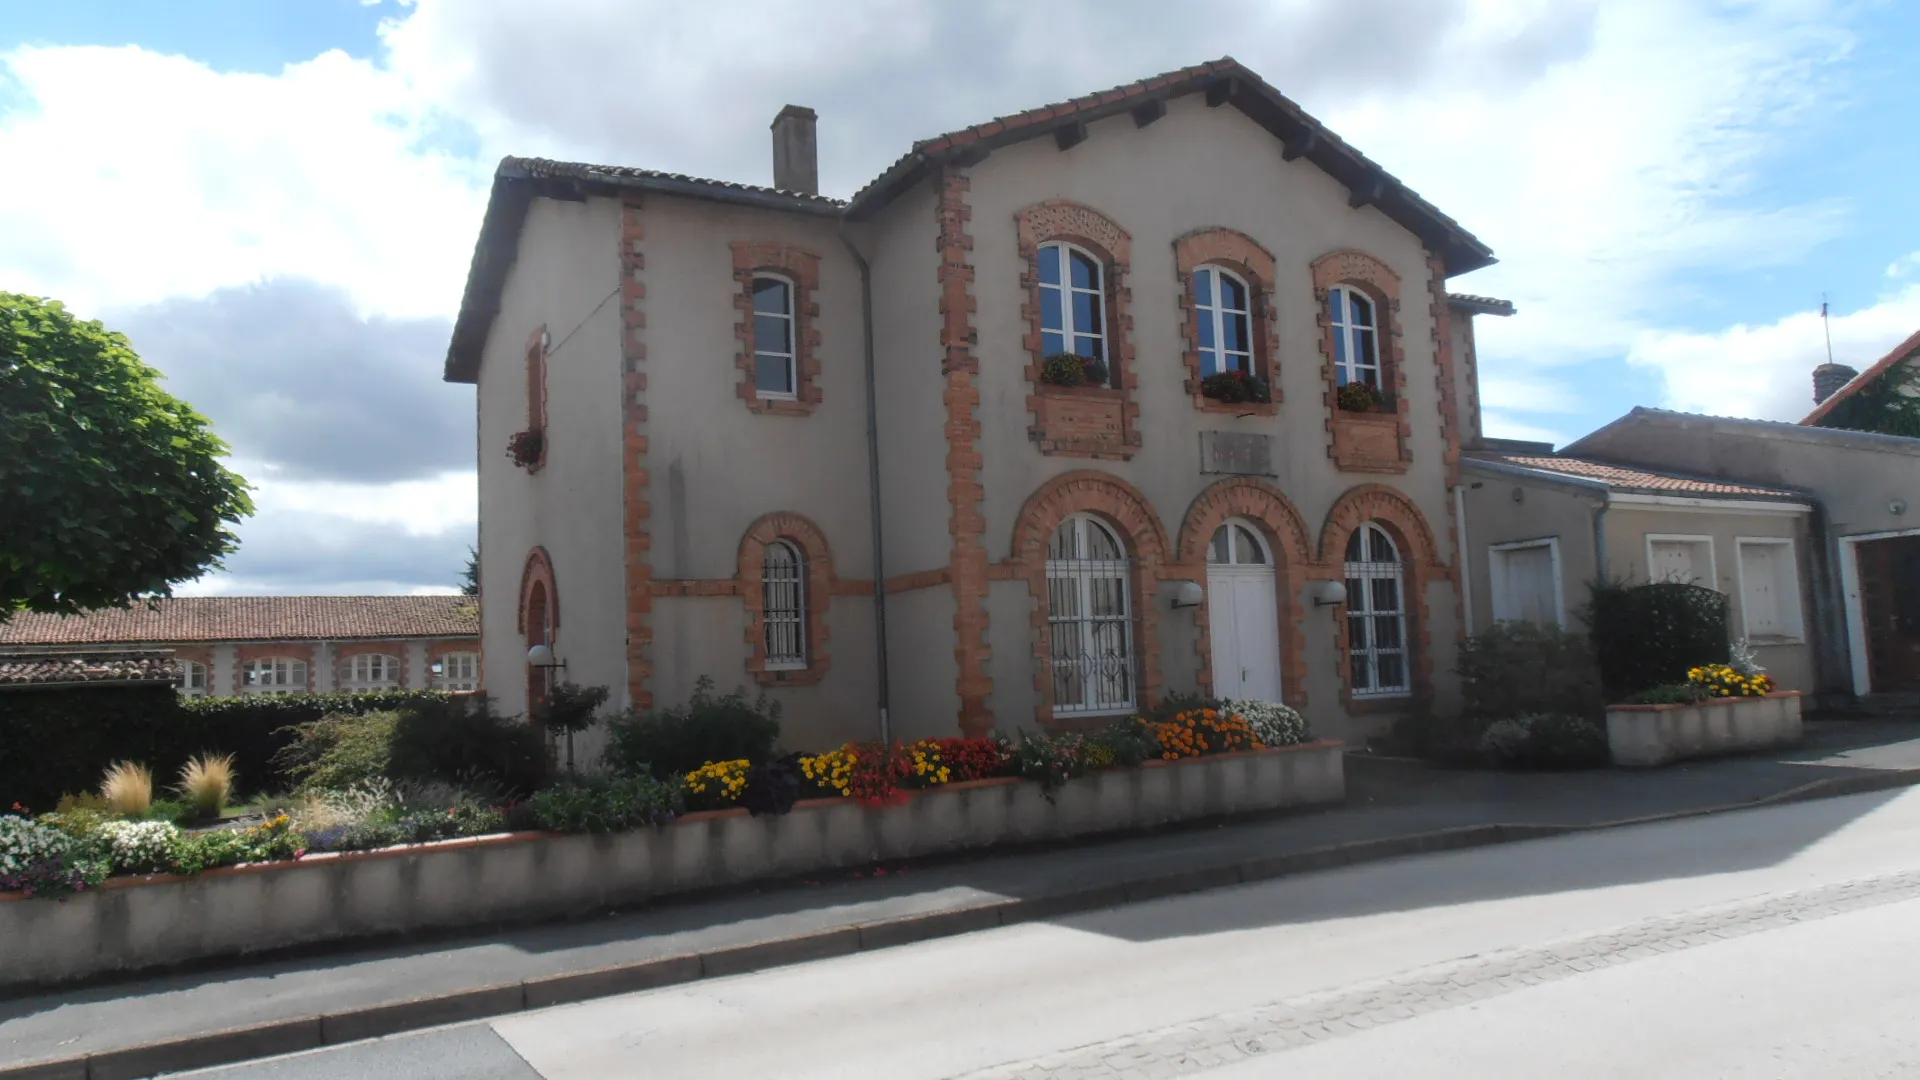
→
(0, 686, 458, 811)
(1586, 580, 1731, 700)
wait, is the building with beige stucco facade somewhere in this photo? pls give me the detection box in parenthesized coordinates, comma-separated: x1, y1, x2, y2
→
(444, 57, 1517, 757)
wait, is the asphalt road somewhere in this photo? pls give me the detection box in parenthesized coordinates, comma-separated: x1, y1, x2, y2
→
(179, 784, 1920, 1079)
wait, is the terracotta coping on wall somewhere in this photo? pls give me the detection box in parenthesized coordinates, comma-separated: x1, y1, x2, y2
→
(0, 741, 1345, 901)
(1605, 690, 1802, 714)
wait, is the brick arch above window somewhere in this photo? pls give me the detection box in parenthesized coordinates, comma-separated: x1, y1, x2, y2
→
(1007, 471, 1168, 726)
(518, 546, 559, 639)
(1177, 477, 1315, 708)
(334, 642, 406, 689)
(1317, 483, 1442, 572)
(1015, 201, 1140, 460)
(1174, 228, 1282, 416)
(732, 242, 823, 416)
(1312, 249, 1411, 474)
(737, 511, 837, 686)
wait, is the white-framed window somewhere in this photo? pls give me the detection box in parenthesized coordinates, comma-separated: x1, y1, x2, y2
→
(1046, 514, 1135, 714)
(752, 273, 796, 398)
(1488, 537, 1565, 628)
(1193, 266, 1253, 378)
(432, 651, 481, 692)
(1647, 534, 1717, 589)
(1329, 284, 1381, 390)
(1737, 537, 1805, 641)
(1208, 521, 1269, 566)
(762, 540, 808, 669)
(1037, 241, 1112, 385)
(177, 659, 209, 698)
(242, 657, 308, 696)
(1346, 522, 1410, 697)
(341, 653, 400, 691)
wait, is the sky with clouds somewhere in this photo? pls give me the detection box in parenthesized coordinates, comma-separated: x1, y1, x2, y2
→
(3, 0, 1916, 596)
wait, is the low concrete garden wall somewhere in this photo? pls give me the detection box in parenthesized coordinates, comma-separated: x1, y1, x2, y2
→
(1605, 692, 1802, 767)
(0, 741, 1343, 988)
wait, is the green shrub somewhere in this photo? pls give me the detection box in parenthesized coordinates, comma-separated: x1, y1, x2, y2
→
(1586, 580, 1730, 700)
(526, 775, 683, 833)
(0, 685, 461, 811)
(1457, 622, 1603, 723)
(1478, 713, 1609, 770)
(273, 710, 400, 793)
(387, 697, 546, 795)
(602, 677, 781, 780)
(1621, 683, 1699, 705)
(1141, 691, 1222, 726)
(1085, 718, 1157, 769)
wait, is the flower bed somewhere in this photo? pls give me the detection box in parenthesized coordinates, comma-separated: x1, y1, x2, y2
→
(0, 741, 1345, 988)
(1605, 692, 1802, 767)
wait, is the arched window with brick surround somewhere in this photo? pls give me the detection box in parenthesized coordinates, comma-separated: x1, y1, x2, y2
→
(738, 512, 836, 686)
(1016, 201, 1139, 459)
(1320, 484, 1443, 704)
(518, 546, 559, 717)
(1175, 228, 1280, 415)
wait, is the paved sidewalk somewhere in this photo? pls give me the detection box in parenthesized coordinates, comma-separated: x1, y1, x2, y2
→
(5, 718, 1917, 1079)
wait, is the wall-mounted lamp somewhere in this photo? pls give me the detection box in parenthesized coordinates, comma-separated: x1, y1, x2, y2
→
(1892, 499, 1908, 516)
(527, 643, 566, 669)
(1511, 486, 1525, 504)
(1308, 580, 1348, 607)
(1170, 581, 1205, 610)
(540, 329, 552, 352)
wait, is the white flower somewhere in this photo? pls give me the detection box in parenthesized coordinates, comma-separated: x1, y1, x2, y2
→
(97, 820, 182, 874)
(1223, 700, 1311, 747)
(0, 816, 75, 878)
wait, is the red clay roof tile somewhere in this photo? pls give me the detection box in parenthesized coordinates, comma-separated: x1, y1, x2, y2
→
(0, 596, 480, 646)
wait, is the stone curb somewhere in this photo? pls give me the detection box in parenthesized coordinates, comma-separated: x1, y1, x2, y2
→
(9, 768, 1920, 1080)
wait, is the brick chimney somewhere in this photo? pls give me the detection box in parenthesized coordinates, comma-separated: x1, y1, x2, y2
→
(1813, 362, 1858, 404)
(770, 105, 818, 196)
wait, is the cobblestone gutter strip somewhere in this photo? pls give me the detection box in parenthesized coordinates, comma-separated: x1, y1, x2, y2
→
(952, 868, 1920, 1080)
(7, 770, 1919, 1080)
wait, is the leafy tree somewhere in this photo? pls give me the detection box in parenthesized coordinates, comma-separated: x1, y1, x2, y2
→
(461, 546, 479, 595)
(0, 293, 252, 618)
(1818, 357, 1920, 438)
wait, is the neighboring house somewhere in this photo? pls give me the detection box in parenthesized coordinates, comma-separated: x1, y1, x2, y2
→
(1803, 329, 1920, 438)
(0, 597, 482, 698)
(0, 652, 179, 691)
(1460, 444, 1818, 693)
(445, 57, 1516, 753)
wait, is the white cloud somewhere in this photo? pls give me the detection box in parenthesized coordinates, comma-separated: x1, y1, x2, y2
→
(0, 45, 487, 319)
(1888, 251, 1920, 279)
(0, 0, 1883, 592)
(1626, 283, 1920, 421)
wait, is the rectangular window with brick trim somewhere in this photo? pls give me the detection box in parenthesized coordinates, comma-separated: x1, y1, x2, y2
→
(752, 274, 797, 398)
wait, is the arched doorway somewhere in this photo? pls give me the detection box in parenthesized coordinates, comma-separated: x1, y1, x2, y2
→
(1206, 519, 1281, 702)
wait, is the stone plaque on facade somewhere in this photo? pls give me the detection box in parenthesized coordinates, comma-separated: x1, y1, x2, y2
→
(1199, 431, 1274, 476)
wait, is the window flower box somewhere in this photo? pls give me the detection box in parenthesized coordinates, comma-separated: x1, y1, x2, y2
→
(1039, 352, 1109, 389)
(1200, 370, 1272, 405)
(507, 429, 544, 471)
(1605, 691, 1802, 767)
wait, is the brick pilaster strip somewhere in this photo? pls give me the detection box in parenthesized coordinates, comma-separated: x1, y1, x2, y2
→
(937, 167, 994, 737)
(620, 197, 654, 710)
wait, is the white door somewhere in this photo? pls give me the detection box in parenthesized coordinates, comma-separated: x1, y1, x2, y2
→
(1207, 522, 1282, 702)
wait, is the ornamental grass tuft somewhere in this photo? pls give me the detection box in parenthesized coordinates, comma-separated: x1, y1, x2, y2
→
(100, 761, 153, 818)
(177, 754, 236, 820)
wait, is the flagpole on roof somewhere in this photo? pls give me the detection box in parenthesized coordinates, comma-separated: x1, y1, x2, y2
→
(1821, 294, 1835, 365)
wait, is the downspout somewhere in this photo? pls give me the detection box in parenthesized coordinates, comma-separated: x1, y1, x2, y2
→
(1591, 496, 1610, 586)
(1453, 485, 1474, 637)
(838, 222, 891, 745)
